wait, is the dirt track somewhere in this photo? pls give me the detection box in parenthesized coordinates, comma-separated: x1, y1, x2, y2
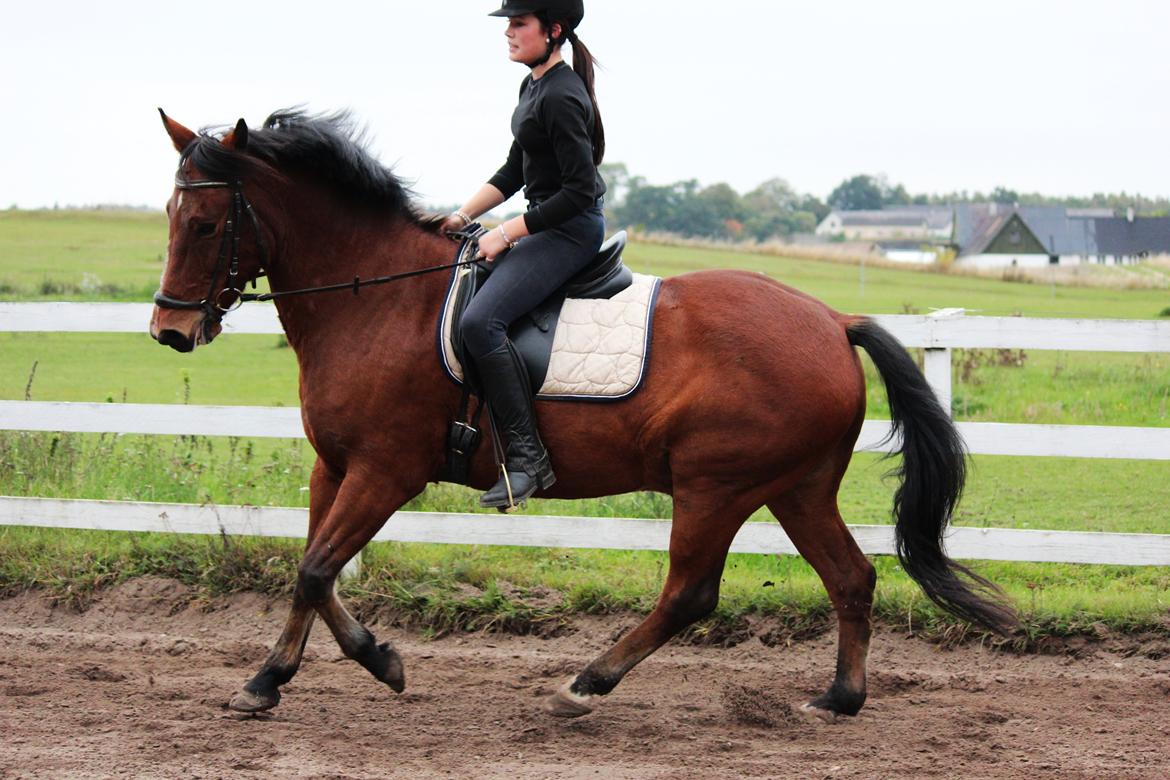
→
(1, 577, 1168, 779)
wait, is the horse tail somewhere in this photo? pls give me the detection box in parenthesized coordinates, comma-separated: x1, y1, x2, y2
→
(845, 317, 1017, 634)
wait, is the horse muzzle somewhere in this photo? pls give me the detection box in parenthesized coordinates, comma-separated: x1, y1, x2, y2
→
(150, 305, 222, 352)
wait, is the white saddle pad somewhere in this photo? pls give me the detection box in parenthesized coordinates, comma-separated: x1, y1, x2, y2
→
(439, 266, 662, 401)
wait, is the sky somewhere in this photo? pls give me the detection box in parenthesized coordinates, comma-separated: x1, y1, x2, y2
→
(2, 0, 1168, 212)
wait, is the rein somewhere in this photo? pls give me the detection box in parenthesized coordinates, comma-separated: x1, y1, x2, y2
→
(154, 177, 485, 316)
(237, 252, 482, 304)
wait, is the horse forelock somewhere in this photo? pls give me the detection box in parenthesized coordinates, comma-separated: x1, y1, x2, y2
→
(181, 109, 440, 232)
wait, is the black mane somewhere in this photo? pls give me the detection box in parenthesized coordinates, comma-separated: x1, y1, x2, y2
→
(183, 109, 440, 229)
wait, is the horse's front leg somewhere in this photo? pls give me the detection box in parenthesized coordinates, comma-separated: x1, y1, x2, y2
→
(229, 459, 339, 712)
(291, 466, 421, 694)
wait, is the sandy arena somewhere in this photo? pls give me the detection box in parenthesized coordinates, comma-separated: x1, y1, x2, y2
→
(1, 577, 1168, 779)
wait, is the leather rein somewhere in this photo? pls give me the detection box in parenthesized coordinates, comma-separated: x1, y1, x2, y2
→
(153, 177, 484, 321)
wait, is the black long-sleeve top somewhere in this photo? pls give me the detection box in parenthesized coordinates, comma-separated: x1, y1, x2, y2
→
(488, 61, 607, 234)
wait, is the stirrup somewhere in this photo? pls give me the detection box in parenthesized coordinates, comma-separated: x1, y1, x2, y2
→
(500, 468, 520, 513)
(480, 455, 553, 511)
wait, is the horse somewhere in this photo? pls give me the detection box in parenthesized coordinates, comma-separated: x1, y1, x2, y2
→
(150, 108, 1016, 723)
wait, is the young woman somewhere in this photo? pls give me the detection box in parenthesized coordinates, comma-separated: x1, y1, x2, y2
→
(442, 0, 607, 509)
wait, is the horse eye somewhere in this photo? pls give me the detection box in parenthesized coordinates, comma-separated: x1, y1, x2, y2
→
(195, 222, 217, 238)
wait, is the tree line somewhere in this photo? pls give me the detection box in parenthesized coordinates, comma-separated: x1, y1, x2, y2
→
(600, 165, 1170, 242)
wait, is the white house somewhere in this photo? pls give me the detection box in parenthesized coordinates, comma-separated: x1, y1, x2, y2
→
(815, 207, 953, 241)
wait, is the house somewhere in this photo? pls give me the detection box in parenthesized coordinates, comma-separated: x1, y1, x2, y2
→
(815, 206, 953, 241)
(953, 204, 1170, 268)
(819, 203, 1170, 268)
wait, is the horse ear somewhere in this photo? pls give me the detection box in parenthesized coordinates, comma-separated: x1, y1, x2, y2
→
(222, 118, 249, 151)
(158, 108, 196, 153)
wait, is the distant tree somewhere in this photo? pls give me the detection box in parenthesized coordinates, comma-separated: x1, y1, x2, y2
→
(798, 194, 830, 224)
(598, 162, 630, 206)
(745, 178, 799, 211)
(615, 177, 681, 232)
(735, 179, 825, 240)
(990, 186, 1019, 204)
(882, 180, 912, 206)
(692, 182, 746, 238)
(741, 178, 797, 240)
(828, 175, 884, 210)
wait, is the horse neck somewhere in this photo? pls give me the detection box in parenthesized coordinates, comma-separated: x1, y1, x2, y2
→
(263, 190, 455, 353)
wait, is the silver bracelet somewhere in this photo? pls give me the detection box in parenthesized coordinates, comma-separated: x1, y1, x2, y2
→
(498, 224, 517, 249)
(453, 210, 472, 226)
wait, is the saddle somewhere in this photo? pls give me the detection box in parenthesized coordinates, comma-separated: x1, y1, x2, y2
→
(437, 227, 661, 485)
(441, 228, 639, 396)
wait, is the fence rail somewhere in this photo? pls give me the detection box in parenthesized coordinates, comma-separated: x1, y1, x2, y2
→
(5, 302, 1169, 350)
(2, 303, 1168, 566)
(4, 497, 1169, 566)
(3, 402, 1168, 461)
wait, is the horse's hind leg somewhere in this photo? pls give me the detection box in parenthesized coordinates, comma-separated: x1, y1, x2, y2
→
(229, 460, 338, 712)
(546, 488, 752, 718)
(768, 474, 876, 723)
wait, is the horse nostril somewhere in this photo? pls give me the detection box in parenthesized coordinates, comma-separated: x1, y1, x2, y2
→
(157, 329, 195, 353)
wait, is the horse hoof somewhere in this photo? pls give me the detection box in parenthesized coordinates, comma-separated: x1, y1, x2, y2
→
(799, 702, 838, 724)
(545, 679, 595, 718)
(229, 687, 280, 713)
(373, 642, 406, 693)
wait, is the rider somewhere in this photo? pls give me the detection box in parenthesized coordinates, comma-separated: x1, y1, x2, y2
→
(443, 0, 607, 508)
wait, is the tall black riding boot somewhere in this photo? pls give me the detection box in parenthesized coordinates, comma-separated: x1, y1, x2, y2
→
(476, 341, 556, 509)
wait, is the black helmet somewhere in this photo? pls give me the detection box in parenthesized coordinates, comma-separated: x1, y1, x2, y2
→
(488, 0, 584, 31)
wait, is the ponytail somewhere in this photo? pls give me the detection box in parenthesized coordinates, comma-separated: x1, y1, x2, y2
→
(567, 32, 605, 166)
(538, 13, 605, 166)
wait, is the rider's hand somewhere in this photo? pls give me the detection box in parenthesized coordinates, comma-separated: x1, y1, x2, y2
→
(441, 212, 471, 238)
(476, 228, 510, 262)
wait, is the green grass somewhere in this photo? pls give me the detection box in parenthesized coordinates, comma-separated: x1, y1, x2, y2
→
(942, 350, 1170, 427)
(3, 336, 1168, 429)
(2, 527, 1167, 643)
(2, 209, 1169, 640)
(2, 207, 1168, 318)
(1, 333, 299, 407)
(3, 431, 1168, 535)
(623, 242, 1170, 320)
(0, 209, 168, 301)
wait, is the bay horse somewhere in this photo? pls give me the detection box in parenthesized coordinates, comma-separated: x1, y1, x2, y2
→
(150, 109, 1015, 723)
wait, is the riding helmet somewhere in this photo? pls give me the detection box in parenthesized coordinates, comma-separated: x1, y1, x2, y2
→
(488, 0, 584, 30)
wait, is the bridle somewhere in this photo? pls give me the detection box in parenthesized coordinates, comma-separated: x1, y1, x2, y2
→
(154, 175, 488, 329)
(153, 176, 271, 325)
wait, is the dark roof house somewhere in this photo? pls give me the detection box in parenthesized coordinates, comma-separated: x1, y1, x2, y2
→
(953, 204, 1170, 260)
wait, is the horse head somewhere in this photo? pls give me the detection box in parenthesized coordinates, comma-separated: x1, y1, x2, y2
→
(151, 110, 271, 352)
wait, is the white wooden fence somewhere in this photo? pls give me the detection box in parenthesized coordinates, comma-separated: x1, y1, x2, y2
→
(2, 303, 1169, 566)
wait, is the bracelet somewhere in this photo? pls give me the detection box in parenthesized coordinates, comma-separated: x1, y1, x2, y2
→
(453, 210, 472, 226)
(498, 224, 517, 249)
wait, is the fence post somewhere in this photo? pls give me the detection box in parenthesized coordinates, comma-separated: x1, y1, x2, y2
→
(924, 308, 963, 417)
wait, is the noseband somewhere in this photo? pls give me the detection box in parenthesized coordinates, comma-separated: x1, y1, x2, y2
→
(153, 177, 271, 325)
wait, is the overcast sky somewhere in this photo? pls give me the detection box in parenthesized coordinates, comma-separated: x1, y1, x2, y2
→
(2, 0, 1168, 211)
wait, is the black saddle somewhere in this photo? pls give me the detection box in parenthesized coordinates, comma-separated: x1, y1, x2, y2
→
(450, 229, 632, 395)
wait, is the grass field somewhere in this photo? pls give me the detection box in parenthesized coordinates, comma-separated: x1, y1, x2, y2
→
(0, 209, 167, 301)
(1, 209, 1168, 639)
(4, 207, 1170, 318)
